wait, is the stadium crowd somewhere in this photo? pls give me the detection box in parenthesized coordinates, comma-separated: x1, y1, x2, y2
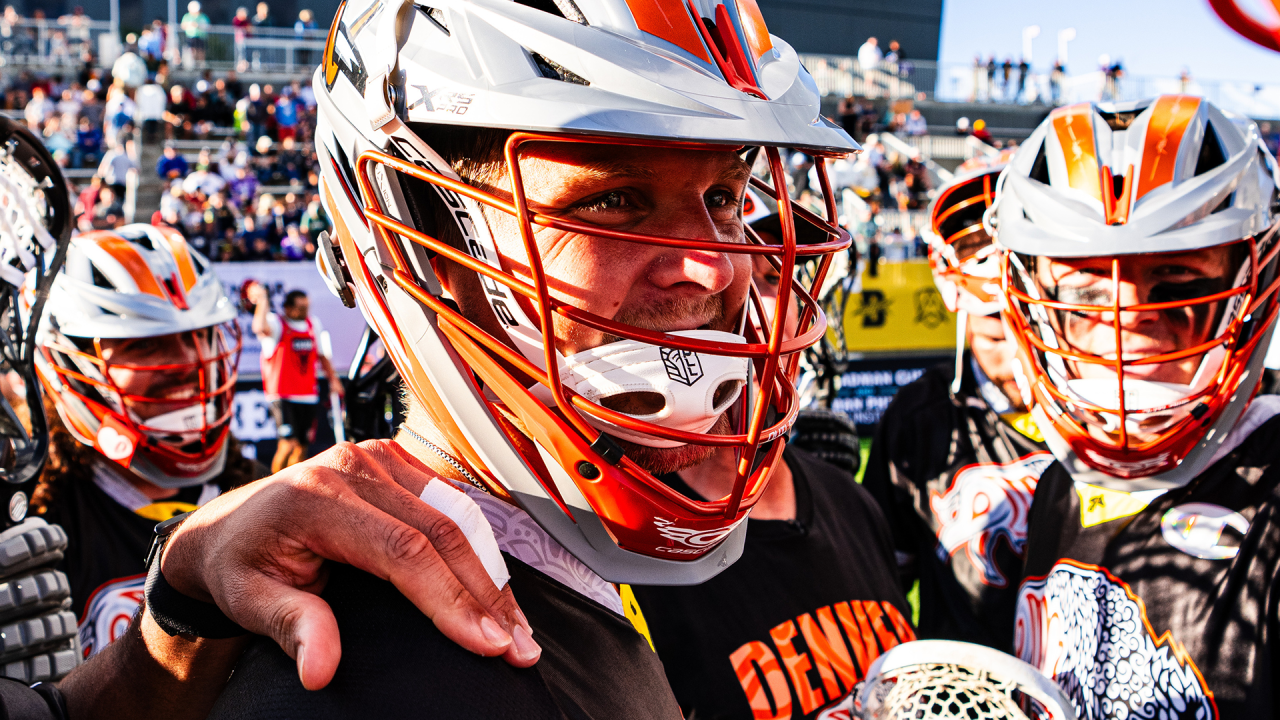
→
(8, 62, 326, 262)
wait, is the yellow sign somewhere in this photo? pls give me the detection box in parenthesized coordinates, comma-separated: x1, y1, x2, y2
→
(826, 261, 956, 353)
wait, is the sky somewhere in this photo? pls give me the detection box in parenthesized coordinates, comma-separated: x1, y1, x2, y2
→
(937, 0, 1280, 83)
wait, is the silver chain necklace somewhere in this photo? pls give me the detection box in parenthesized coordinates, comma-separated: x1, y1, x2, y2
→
(400, 426, 488, 493)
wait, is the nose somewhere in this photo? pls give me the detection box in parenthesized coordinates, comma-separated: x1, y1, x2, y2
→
(641, 200, 739, 296)
(1101, 272, 1161, 330)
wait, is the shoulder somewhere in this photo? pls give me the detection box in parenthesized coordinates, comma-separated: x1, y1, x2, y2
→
(788, 448, 886, 526)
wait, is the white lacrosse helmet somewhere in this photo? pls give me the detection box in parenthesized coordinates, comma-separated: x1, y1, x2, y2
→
(313, 0, 855, 583)
(29, 224, 241, 489)
(996, 96, 1280, 489)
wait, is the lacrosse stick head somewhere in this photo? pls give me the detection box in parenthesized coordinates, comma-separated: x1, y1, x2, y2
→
(0, 115, 72, 523)
(854, 640, 1076, 720)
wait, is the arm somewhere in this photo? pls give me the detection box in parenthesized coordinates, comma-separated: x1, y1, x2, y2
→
(249, 283, 271, 339)
(52, 440, 538, 715)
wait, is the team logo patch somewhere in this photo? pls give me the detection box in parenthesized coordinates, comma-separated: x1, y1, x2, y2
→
(1161, 503, 1249, 560)
(930, 452, 1052, 587)
(1014, 562, 1216, 720)
(79, 575, 147, 658)
(653, 516, 741, 549)
(660, 348, 704, 386)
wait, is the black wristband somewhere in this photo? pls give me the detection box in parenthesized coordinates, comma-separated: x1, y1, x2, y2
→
(144, 554, 247, 639)
(142, 514, 246, 640)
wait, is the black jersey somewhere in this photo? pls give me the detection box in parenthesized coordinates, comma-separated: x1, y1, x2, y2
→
(208, 557, 681, 720)
(862, 355, 1049, 652)
(629, 448, 915, 720)
(39, 462, 221, 657)
(1016, 400, 1280, 720)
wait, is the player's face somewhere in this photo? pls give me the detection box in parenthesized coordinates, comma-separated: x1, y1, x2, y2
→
(751, 236, 799, 339)
(968, 313, 1022, 409)
(479, 144, 755, 473)
(285, 297, 309, 320)
(1033, 246, 1237, 384)
(98, 329, 214, 421)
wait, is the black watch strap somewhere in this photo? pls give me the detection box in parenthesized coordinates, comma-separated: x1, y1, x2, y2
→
(143, 512, 247, 639)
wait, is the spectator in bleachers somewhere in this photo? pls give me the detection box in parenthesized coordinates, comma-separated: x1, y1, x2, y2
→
(139, 25, 163, 63)
(244, 83, 266, 145)
(60, 6, 90, 57)
(233, 7, 251, 67)
(229, 163, 258, 208)
(300, 194, 328, 241)
(73, 115, 102, 167)
(275, 87, 299, 140)
(280, 223, 312, 260)
(180, 1, 209, 67)
(41, 115, 74, 156)
(857, 37, 881, 72)
(24, 86, 52, 128)
(251, 1, 273, 29)
(103, 84, 135, 148)
(164, 84, 194, 138)
(90, 186, 123, 228)
(157, 141, 189, 179)
(903, 108, 927, 136)
(97, 135, 136, 198)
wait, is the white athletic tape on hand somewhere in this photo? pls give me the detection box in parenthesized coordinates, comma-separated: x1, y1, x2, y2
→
(419, 479, 511, 590)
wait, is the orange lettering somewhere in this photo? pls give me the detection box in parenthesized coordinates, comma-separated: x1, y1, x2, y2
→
(834, 601, 876, 673)
(770, 620, 823, 714)
(800, 609, 856, 698)
(863, 601, 900, 652)
(882, 602, 917, 643)
(729, 641, 793, 720)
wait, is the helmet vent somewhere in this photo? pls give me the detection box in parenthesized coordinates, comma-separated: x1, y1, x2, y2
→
(514, 0, 587, 24)
(530, 52, 589, 85)
(1211, 191, 1235, 215)
(417, 6, 449, 35)
(1028, 141, 1050, 185)
(1097, 109, 1139, 131)
(1194, 124, 1226, 177)
(91, 265, 115, 291)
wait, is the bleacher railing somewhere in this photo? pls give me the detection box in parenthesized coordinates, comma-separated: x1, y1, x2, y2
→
(0, 18, 326, 75)
(800, 53, 1280, 119)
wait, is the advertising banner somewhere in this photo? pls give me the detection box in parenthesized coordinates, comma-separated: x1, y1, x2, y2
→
(826, 260, 956, 354)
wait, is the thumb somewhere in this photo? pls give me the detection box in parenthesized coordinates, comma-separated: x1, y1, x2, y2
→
(234, 581, 342, 691)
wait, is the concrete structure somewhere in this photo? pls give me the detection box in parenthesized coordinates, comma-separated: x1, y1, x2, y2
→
(757, 0, 943, 60)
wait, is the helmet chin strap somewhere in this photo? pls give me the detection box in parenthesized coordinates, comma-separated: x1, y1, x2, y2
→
(131, 401, 218, 444)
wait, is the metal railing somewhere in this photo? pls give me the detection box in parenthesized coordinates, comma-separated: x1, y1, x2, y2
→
(0, 17, 115, 67)
(0, 17, 325, 75)
(168, 24, 327, 73)
(801, 53, 1280, 119)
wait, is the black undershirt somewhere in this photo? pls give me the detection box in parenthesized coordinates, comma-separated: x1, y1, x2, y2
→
(631, 448, 915, 720)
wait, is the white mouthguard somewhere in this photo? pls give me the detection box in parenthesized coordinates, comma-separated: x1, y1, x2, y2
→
(134, 402, 218, 442)
(530, 329, 749, 448)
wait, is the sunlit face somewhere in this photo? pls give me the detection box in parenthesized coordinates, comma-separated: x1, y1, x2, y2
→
(1032, 246, 1238, 384)
(448, 144, 755, 474)
(750, 231, 799, 339)
(98, 330, 214, 422)
(967, 313, 1021, 409)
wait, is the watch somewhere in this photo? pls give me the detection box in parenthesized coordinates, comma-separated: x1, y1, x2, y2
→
(143, 511, 247, 639)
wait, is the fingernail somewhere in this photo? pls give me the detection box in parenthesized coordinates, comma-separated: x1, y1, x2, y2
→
(480, 615, 511, 648)
(513, 605, 530, 631)
(297, 645, 307, 685)
(512, 623, 541, 662)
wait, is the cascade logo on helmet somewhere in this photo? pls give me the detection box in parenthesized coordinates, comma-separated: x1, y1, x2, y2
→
(996, 95, 1280, 490)
(312, 0, 854, 584)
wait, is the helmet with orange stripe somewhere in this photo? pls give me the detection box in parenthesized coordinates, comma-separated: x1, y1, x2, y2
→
(312, 0, 855, 582)
(927, 148, 1017, 318)
(994, 96, 1280, 488)
(27, 224, 241, 488)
